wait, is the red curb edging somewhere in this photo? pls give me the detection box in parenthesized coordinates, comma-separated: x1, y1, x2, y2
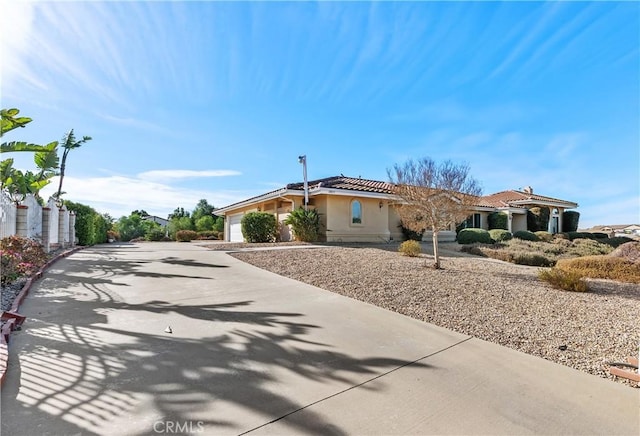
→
(0, 245, 85, 386)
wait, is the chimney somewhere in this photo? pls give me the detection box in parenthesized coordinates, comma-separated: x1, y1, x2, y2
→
(523, 186, 533, 194)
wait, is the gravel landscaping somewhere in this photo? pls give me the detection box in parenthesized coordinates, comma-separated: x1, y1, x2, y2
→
(227, 243, 640, 387)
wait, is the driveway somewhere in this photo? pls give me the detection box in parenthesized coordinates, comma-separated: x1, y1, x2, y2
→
(1, 242, 638, 435)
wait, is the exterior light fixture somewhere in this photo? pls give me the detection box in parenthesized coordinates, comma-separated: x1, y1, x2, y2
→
(379, 201, 384, 209)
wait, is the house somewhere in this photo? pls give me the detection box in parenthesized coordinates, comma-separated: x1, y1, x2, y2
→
(214, 175, 579, 243)
(143, 215, 169, 227)
(585, 224, 640, 236)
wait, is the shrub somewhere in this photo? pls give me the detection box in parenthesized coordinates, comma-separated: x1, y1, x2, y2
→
(539, 268, 588, 292)
(399, 240, 421, 257)
(591, 232, 608, 239)
(241, 212, 277, 243)
(602, 236, 634, 248)
(512, 253, 554, 267)
(168, 216, 195, 239)
(527, 207, 550, 232)
(562, 211, 580, 232)
(567, 238, 613, 257)
(196, 231, 218, 240)
(554, 232, 569, 240)
(400, 223, 424, 241)
(567, 231, 596, 240)
(556, 256, 640, 284)
(489, 229, 512, 242)
(513, 230, 539, 241)
(65, 201, 108, 245)
(487, 212, 508, 230)
(457, 228, 493, 244)
(284, 207, 321, 242)
(176, 230, 198, 242)
(534, 231, 553, 242)
(0, 236, 48, 285)
(459, 245, 486, 257)
(145, 227, 166, 241)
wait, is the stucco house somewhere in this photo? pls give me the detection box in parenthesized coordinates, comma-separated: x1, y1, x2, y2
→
(215, 175, 578, 243)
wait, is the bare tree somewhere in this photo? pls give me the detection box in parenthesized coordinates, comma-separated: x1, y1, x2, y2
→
(388, 158, 482, 269)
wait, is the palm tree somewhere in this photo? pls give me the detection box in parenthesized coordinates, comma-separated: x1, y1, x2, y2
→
(54, 129, 91, 203)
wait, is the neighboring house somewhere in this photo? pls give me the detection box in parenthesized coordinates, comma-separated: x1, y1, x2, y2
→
(215, 175, 579, 243)
(143, 215, 169, 227)
(585, 224, 640, 236)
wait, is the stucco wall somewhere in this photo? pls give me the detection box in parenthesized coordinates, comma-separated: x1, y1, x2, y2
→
(325, 196, 390, 242)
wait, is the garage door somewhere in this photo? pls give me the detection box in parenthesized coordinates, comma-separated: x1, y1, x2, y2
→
(228, 213, 244, 242)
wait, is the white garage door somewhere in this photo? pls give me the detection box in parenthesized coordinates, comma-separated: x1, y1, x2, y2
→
(228, 214, 244, 242)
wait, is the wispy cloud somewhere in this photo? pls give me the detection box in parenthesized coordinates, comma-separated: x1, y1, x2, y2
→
(138, 170, 242, 182)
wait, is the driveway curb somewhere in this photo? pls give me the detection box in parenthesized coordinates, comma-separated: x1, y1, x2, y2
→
(0, 245, 84, 385)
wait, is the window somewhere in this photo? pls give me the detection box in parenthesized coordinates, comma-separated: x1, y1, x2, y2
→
(351, 200, 362, 224)
(464, 213, 481, 228)
(473, 213, 481, 228)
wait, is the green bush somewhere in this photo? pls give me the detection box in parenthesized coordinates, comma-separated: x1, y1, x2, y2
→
(176, 230, 198, 242)
(488, 212, 508, 230)
(591, 232, 608, 239)
(241, 212, 277, 243)
(65, 201, 108, 245)
(457, 228, 493, 244)
(567, 231, 596, 240)
(562, 211, 580, 232)
(168, 216, 194, 239)
(534, 231, 553, 242)
(602, 236, 634, 248)
(513, 230, 539, 241)
(527, 207, 550, 232)
(489, 229, 512, 242)
(399, 240, 421, 257)
(284, 207, 321, 242)
(539, 268, 588, 292)
(145, 227, 166, 241)
(195, 215, 215, 232)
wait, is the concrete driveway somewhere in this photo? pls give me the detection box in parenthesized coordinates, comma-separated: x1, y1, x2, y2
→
(1, 242, 638, 435)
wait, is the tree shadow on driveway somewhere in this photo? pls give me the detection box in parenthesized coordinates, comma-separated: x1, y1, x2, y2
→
(2, 247, 433, 436)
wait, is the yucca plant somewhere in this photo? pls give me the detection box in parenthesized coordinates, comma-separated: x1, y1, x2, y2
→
(284, 207, 321, 242)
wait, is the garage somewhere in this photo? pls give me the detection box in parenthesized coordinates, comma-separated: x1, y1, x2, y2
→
(228, 213, 244, 242)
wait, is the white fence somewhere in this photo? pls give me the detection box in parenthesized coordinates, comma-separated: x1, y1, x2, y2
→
(0, 194, 75, 252)
(0, 196, 16, 238)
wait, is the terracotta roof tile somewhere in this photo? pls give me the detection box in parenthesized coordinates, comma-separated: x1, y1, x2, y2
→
(287, 175, 395, 194)
(480, 190, 577, 208)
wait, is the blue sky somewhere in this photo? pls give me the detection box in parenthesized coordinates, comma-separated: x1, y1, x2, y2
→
(1, 1, 638, 228)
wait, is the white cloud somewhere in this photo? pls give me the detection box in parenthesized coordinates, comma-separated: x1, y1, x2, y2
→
(39, 175, 249, 219)
(137, 169, 242, 182)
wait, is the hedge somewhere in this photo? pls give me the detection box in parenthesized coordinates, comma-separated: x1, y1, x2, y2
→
(457, 228, 493, 244)
(488, 212, 508, 230)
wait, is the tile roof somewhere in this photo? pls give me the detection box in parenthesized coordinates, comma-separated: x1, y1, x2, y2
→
(217, 176, 577, 212)
(287, 175, 395, 194)
(479, 190, 577, 208)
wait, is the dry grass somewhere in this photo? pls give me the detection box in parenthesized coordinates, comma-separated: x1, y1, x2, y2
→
(557, 256, 640, 284)
(539, 268, 589, 292)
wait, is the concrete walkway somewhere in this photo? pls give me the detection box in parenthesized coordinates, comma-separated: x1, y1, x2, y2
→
(1, 242, 637, 435)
